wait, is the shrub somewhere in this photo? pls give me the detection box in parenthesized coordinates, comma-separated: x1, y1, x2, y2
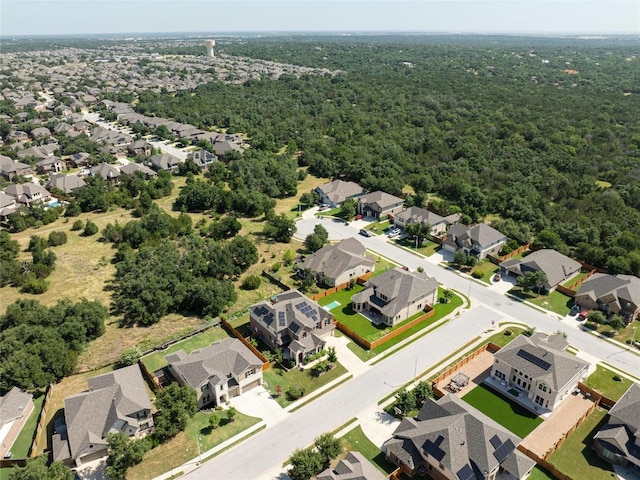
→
(286, 385, 305, 401)
(613, 375, 622, 382)
(584, 321, 599, 330)
(47, 231, 68, 246)
(471, 270, 484, 279)
(71, 219, 84, 231)
(117, 347, 142, 368)
(20, 277, 49, 294)
(271, 262, 281, 273)
(504, 329, 512, 336)
(311, 361, 330, 377)
(83, 220, 98, 236)
(241, 275, 261, 290)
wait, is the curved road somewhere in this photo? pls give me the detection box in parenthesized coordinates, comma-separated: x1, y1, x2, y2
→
(182, 214, 638, 479)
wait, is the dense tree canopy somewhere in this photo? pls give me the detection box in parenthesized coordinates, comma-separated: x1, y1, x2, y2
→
(0, 299, 108, 393)
(136, 36, 640, 274)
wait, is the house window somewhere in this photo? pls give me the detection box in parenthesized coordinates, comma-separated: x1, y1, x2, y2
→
(495, 371, 505, 381)
(538, 383, 548, 393)
(325, 318, 331, 325)
(140, 422, 149, 430)
(302, 332, 307, 338)
(512, 375, 517, 382)
(245, 369, 255, 378)
(201, 384, 209, 392)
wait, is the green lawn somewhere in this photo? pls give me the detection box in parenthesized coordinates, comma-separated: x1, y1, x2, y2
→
(462, 384, 543, 438)
(583, 365, 634, 401)
(485, 327, 526, 348)
(340, 426, 398, 475)
(263, 361, 348, 407)
(128, 411, 261, 480)
(470, 260, 500, 285)
(526, 466, 556, 480)
(562, 270, 590, 288)
(141, 327, 230, 373)
(394, 237, 440, 257)
(547, 407, 615, 480)
(346, 290, 464, 362)
(8, 395, 45, 458)
(592, 318, 640, 346)
(316, 207, 341, 217)
(364, 219, 391, 235)
(510, 288, 573, 316)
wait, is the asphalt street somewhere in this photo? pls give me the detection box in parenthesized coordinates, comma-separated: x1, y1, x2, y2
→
(182, 214, 638, 479)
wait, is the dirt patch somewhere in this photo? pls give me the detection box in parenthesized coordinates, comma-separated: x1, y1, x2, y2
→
(520, 393, 595, 458)
(564, 69, 579, 75)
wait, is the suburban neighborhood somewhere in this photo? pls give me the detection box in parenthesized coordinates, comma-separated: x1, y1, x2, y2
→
(0, 32, 639, 480)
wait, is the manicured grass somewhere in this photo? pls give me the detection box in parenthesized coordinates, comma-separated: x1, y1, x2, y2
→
(583, 365, 634, 401)
(263, 361, 348, 408)
(128, 411, 261, 480)
(526, 466, 556, 480)
(316, 207, 341, 217)
(592, 318, 640, 346)
(364, 219, 390, 235)
(547, 407, 615, 480)
(462, 384, 543, 438)
(510, 288, 573, 316)
(141, 326, 230, 373)
(470, 260, 500, 285)
(340, 426, 398, 475)
(8, 395, 45, 458)
(562, 270, 590, 288)
(394, 237, 440, 257)
(368, 254, 400, 276)
(485, 327, 526, 348)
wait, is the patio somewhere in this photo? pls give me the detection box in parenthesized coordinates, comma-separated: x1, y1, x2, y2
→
(484, 375, 553, 418)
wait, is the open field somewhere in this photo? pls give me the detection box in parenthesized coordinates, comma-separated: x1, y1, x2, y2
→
(547, 407, 615, 480)
(273, 168, 329, 218)
(462, 384, 543, 438)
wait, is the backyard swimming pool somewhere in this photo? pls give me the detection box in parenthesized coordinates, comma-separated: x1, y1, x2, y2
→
(325, 300, 341, 310)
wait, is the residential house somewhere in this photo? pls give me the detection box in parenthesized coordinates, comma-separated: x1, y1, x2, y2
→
(487, 333, 589, 413)
(314, 180, 365, 207)
(500, 249, 582, 292)
(52, 365, 154, 467)
(35, 156, 65, 174)
(1, 155, 33, 180)
(574, 274, 640, 324)
(443, 224, 508, 260)
(351, 267, 438, 327)
(0, 192, 19, 220)
(356, 191, 405, 219)
(317, 451, 386, 480)
(0, 387, 35, 459)
(151, 152, 182, 173)
(297, 237, 375, 287)
(7, 131, 28, 143)
(166, 338, 264, 409)
(46, 173, 86, 194)
(90, 163, 120, 185)
(127, 140, 152, 156)
(382, 394, 536, 480)
(213, 139, 243, 159)
(17, 144, 58, 160)
(593, 383, 640, 468)
(4, 183, 51, 206)
(31, 126, 51, 139)
(67, 152, 91, 168)
(188, 149, 217, 170)
(119, 162, 157, 178)
(249, 290, 335, 365)
(393, 207, 461, 236)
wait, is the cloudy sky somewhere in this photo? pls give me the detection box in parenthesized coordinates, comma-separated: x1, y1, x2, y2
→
(1, 0, 638, 36)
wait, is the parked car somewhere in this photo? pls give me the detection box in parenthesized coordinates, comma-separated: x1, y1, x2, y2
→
(493, 272, 502, 282)
(578, 309, 589, 321)
(387, 227, 400, 237)
(359, 229, 372, 237)
(569, 304, 581, 316)
(355, 214, 363, 220)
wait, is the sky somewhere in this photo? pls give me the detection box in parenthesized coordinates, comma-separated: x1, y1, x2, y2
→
(1, 0, 639, 37)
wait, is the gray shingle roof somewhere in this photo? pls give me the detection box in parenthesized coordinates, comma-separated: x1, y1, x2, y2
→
(577, 273, 640, 308)
(317, 451, 386, 480)
(396, 206, 459, 227)
(166, 338, 263, 389)
(383, 395, 535, 478)
(608, 383, 640, 433)
(357, 191, 404, 210)
(445, 223, 508, 252)
(58, 365, 152, 463)
(298, 238, 374, 283)
(352, 268, 438, 318)
(47, 173, 86, 193)
(501, 249, 581, 288)
(0, 387, 32, 425)
(315, 180, 364, 204)
(493, 334, 588, 392)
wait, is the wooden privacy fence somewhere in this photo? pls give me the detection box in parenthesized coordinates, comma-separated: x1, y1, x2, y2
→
(431, 343, 501, 398)
(336, 308, 435, 351)
(29, 383, 53, 457)
(221, 318, 271, 371)
(310, 272, 373, 301)
(138, 359, 163, 391)
(261, 270, 291, 291)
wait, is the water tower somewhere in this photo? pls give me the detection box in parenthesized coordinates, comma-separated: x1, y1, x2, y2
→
(204, 39, 215, 57)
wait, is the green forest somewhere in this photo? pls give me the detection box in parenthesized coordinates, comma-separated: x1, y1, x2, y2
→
(134, 36, 640, 275)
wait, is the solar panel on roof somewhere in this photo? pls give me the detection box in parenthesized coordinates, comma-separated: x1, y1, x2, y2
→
(278, 311, 286, 327)
(423, 439, 446, 462)
(456, 464, 475, 480)
(493, 438, 515, 463)
(295, 303, 303, 311)
(517, 349, 551, 370)
(290, 322, 300, 333)
(264, 313, 274, 325)
(489, 435, 502, 449)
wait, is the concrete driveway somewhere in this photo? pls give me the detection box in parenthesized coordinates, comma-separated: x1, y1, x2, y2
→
(228, 385, 288, 427)
(75, 458, 106, 480)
